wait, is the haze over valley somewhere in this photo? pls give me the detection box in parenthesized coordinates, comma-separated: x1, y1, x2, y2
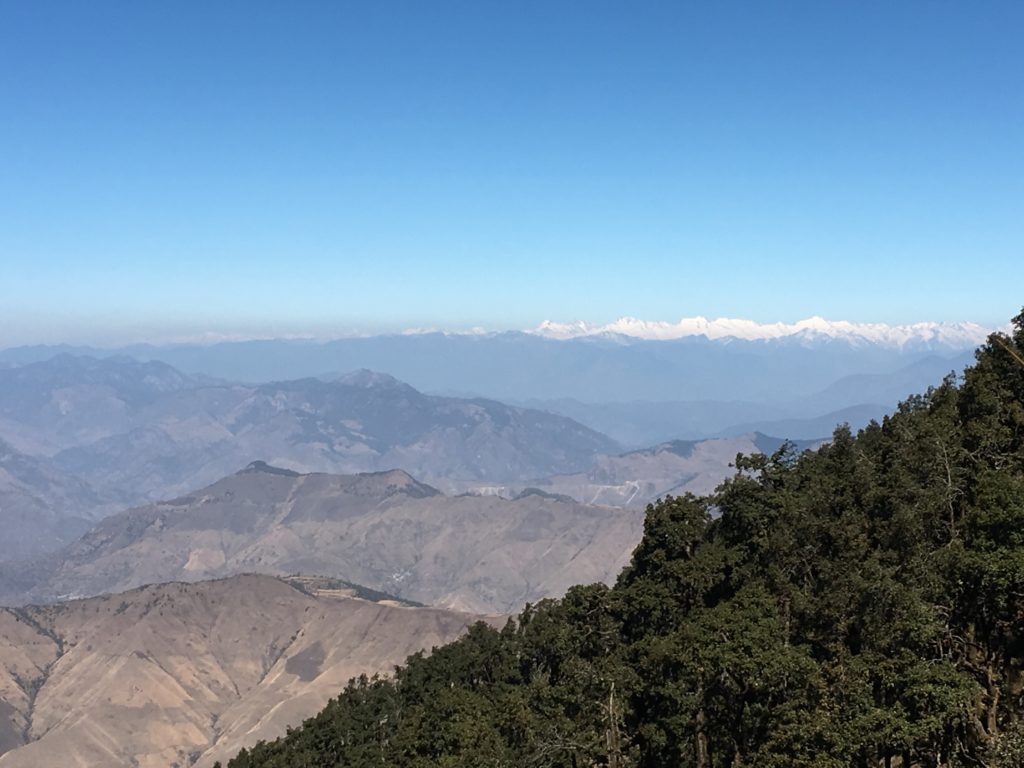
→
(1, 317, 981, 445)
(0, 321, 981, 563)
(0, 324, 985, 765)
(0, 305, 1001, 768)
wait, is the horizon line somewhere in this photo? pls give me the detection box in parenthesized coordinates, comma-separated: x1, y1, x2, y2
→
(0, 314, 1009, 351)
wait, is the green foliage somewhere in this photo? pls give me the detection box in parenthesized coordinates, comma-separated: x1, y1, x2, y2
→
(228, 311, 1024, 768)
(992, 722, 1024, 767)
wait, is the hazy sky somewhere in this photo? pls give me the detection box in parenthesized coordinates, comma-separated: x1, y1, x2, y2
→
(2, 2, 1022, 344)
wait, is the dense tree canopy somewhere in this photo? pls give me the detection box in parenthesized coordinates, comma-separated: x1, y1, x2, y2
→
(224, 311, 1024, 768)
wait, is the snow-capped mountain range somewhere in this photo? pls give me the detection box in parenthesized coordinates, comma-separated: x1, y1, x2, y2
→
(529, 316, 995, 349)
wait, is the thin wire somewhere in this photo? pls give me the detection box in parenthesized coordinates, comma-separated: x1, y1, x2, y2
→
(994, 335, 1024, 369)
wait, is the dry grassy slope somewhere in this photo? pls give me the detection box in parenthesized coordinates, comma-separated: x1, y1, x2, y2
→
(0, 575, 488, 768)
(0, 610, 61, 757)
(15, 464, 644, 614)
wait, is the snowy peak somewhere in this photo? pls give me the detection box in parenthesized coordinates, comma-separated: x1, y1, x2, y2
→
(529, 316, 993, 349)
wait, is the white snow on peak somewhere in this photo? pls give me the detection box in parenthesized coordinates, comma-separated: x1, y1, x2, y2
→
(528, 316, 993, 348)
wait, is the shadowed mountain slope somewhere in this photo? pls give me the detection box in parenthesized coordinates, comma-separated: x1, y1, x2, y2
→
(0, 439, 115, 561)
(0, 355, 196, 456)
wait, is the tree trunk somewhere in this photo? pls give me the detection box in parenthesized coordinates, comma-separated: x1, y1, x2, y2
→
(987, 662, 1001, 736)
(606, 683, 621, 768)
(695, 705, 709, 768)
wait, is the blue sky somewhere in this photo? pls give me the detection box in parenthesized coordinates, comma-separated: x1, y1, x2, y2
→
(1, 1, 1021, 344)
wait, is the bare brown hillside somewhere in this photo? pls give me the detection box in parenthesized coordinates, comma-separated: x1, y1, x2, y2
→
(0, 574, 488, 768)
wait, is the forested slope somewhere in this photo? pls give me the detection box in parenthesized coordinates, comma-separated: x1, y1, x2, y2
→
(224, 311, 1024, 768)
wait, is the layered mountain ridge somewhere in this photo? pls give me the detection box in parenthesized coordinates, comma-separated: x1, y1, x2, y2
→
(0, 462, 646, 614)
(0, 328, 978, 406)
(0, 356, 620, 560)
